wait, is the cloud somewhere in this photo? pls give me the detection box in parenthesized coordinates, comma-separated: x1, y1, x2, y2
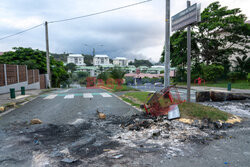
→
(0, 0, 249, 63)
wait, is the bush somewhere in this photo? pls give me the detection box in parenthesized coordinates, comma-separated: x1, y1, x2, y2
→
(124, 77, 134, 85)
(228, 72, 241, 83)
(202, 64, 224, 82)
(174, 67, 186, 82)
(97, 72, 110, 82)
(110, 68, 125, 79)
(247, 73, 250, 83)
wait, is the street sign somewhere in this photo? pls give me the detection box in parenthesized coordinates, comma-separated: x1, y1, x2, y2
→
(172, 3, 201, 31)
(168, 105, 180, 120)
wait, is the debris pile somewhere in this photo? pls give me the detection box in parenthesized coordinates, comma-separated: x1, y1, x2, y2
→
(111, 115, 227, 157)
(201, 100, 250, 118)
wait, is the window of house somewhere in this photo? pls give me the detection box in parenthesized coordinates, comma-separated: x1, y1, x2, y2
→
(101, 58, 104, 64)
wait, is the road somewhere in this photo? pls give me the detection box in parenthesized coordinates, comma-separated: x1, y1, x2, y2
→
(0, 87, 138, 128)
(0, 87, 249, 167)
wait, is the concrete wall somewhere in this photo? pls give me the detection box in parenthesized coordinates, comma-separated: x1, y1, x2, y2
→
(0, 81, 40, 94)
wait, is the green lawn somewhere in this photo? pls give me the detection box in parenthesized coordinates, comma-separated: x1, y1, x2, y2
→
(122, 91, 231, 121)
(177, 80, 250, 89)
(103, 84, 139, 92)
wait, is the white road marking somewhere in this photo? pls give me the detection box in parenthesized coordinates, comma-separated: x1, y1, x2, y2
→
(100, 93, 112, 97)
(83, 93, 93, 98)
(64, 94, 74, 99)
(44, 94, 57, 99)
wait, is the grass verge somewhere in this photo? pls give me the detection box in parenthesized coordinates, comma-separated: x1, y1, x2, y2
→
(101, 84, 139, 92)
(122, 91, 231, 121)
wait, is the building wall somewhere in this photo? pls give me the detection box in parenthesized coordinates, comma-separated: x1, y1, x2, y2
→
(67, 55, 85, 66)
(93, 57, 109, 66)
(113, 59, 128, 66)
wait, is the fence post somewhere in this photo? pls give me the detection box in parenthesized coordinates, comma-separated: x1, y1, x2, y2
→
(4, 64, 7, 86)
(17, 65, 20, 83)
(33, 70, 35, 83)
(26, 66, 28, 83)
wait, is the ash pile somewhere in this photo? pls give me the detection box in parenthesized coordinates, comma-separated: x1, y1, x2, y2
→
(112, 114, 229, 157)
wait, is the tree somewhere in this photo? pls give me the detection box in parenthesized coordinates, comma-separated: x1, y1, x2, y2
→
(130, 59, 153, 67)
(160, 30, 200, 67)
(160, 2, 250, 80)
(233, 55, 250, 76)
(110, 68, 125, 79)
(77, 71, 89, 78)
(84, 54, 94, 66)
(51, 53, 68, 62)
(97, 72, 109, 82)
(66, 63, 77, 73)
(0, 47, 69, 87)
(197, 2, 250, 66)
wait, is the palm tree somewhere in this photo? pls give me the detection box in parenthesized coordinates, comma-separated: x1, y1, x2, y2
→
(232, 55, 250, 77)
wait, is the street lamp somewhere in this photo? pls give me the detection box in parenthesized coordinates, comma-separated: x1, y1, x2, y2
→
(83, 44, 104, 56)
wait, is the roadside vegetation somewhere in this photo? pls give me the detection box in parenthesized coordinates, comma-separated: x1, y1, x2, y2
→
(121, 91, 231, 121)
(0, 47, 70, 88)
(160, 2, 250, 88)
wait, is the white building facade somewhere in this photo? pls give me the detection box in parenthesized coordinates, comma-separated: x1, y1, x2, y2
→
(67, 54, 85, 66)
(93, 55, 110, 66)
(113, 57, 128, 67)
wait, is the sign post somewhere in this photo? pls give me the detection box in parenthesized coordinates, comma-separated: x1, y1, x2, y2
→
(187, 1, 191, 103)
(171, 1, 201, 102)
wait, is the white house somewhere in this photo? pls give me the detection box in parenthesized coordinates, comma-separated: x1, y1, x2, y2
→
(93, 55, 109, 66)
(67, 54, 85, 66)
(113, 57, 128, 66)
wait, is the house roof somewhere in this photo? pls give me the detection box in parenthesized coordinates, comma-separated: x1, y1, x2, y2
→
(95, 54, 109, 58)
(245, 20, 250, 24)
(125, 72, 175, 78)
(68, 54, 83, 57)
(0, 52, 4, 56)
(77, 66, 97, 70)
(114, 57, 127, 60)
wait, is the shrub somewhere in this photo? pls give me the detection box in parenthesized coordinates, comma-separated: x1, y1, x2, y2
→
(124, 77, 134, 85)
(97, 72, 110, 82)
(247, 73, 250, 83)
(228, 72, 241, 83)
(174, 67, 186, 82)
(202, 64, 224, 82)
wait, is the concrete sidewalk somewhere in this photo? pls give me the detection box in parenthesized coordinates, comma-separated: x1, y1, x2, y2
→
(0, 89, 53, 107)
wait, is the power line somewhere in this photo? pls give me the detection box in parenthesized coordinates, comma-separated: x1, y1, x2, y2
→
(0, 23, 44, 41)
(48, 0, 152, 24)
(0, 0, 152, 41)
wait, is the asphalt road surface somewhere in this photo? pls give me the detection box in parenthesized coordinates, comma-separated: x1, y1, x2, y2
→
(0, 87, 250, 167)
(0, 87, 138, 128)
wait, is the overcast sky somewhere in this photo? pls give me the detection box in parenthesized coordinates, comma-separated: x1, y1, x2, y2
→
(0, 0, 249, 62)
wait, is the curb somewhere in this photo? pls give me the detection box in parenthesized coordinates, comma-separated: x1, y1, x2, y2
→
(101, 88, 143, 113)
(0, 89, 56, 118)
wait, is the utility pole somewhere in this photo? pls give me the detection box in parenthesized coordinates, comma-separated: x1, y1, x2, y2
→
(45, 21, 51, 88)
(164, 0, 171, 88)
(187, 0, 191, 102)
